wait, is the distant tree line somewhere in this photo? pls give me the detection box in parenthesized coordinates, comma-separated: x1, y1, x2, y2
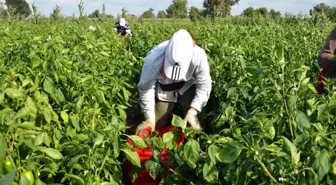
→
(241, 7, 281, 19)
(1, 0, 336, 23)
(309, 3, 336, 22)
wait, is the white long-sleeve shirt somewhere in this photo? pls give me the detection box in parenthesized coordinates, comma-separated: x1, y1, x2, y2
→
(137, 41, 212, 120)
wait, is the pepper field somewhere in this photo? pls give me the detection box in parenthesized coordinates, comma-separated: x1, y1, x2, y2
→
(0, 18, 335, 185)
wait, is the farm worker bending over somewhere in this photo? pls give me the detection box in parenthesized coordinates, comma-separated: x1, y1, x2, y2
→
(114, 18, 131, 39)
(136, 29, 212, 135)
(317, 26, 336, 93)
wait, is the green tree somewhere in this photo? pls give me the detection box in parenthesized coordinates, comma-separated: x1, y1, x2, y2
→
(189, 6, 202, 22)
(106, 14, 114, 19)
(309, 3, 330, 16)
(269, 9, 281, 19)
(141, 8, 155, 18)
(242, 7, 256, 17)
(203, 0, 239, 21)
(5, 0, 31, 18)
(329, 7, 336, 22)
(256, 7, 268, 17)
(89, 9, 100, 18)
(157, 10, 167, 18)
(50, 5, 62, 20)
(217, 2, 231, 17)
(166, 0, 188, 18)
(309, 3, 336, 22)
(242, 7, 281, 19)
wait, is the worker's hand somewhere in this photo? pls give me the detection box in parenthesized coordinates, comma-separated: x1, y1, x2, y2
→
(184, 108, 202, 130)
(135, 119, 155, 135)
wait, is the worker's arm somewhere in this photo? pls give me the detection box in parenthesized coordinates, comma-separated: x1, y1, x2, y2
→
(190, 48, 212, 113)
(137, 41, 168, 120)
(318, 27, 336, 73)
(122, 32, 129, 40)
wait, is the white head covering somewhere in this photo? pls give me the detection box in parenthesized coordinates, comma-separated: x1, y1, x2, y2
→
(163, 29, 194, 81)
(119, 18, 126, 26)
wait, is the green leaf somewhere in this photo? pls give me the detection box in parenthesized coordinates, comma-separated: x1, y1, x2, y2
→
(76, 96, 85, 113)
(60, 111, 69, 124)
(152, 148, 161, 161)
(0, 92, 4, 105)
(216, 142, 242, 164)
(298, 168, 319, 185)
(25, 97, 37, 117)
(15, 108, 31, 119)
(43, 78, 64, 104)
(100, 51, 109, 57)
(203, 160, 219, 182)
(16, 97, 37, 119)
(43, 77, 55, 96)
(70, 114, 80, 131)
(37, 147, 63, 160)
(282, 137, 297, 155)
(34, 133, 44, 147)
(295, 111, 311, 132)
(227, 87, 237, 99)
(73, 134, 88, 142)
(19, 122, 36, 130)
(287, 95, 298, 110)
(294, 134, 310, 148)
(63, 174, 84, 185)
(282, 137, 300, 167)
(122, 148, 141, 168)
(0, 138, 6, 162)
(171, 114, 185, 131)
(35, 179, 46, 185)
(19, 174, 30, 185)
(93, 134, 104, 147)
(43, 133, 51, 147)
(183, 139, 200, 169)
(55, 88, 65, 103)
(163, 131, 174, 149)
(96, 90, 106, 104)
(43, 108, 51, 124)
(332, 160, 336, 175)
(262, 143, 281, 153)
(308, 150, 331, 181)
(4, 88, 26, 100)
(216, 137, 233, 144)
(0, 169, 16, 185)
(113, 134, 119, 158)
(117, 107, 126, 120)
(128, 135, 147, 149)
(276, 46, 285, 63)
(317, 104, 327, 119)
(208, 144, 219, 164)
(122, 87, 130, 102)
(145, 160, 162, 180)
(264, 125, 275, 140)
(225, 106, 235, 119)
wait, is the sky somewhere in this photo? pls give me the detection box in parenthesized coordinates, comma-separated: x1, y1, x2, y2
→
(1, 0, 336, 17)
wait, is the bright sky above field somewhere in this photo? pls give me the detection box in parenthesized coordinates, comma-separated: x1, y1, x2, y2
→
(1, 0, 336, 17)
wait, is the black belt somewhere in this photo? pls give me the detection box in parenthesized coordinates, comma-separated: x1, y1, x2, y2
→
(159, 82, 185, 91)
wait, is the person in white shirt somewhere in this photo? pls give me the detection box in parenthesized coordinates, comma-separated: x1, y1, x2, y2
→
(136, 29, 212, 135)
(114, 18, 131, 39)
